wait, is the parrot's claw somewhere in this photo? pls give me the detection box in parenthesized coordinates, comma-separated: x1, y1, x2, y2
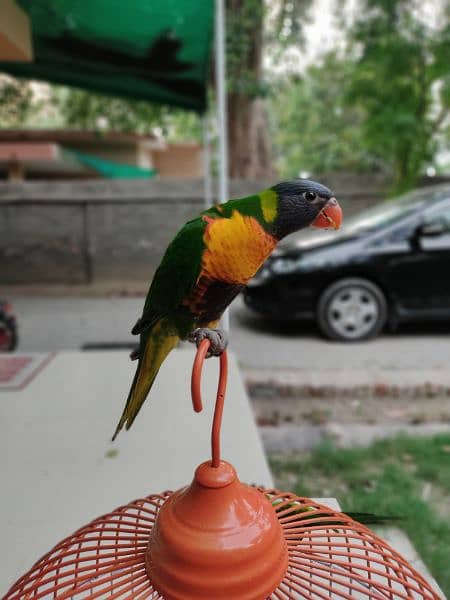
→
(188, 328, 228, 358)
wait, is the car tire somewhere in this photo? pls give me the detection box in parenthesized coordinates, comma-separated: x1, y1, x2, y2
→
(317, 278, 387, 341)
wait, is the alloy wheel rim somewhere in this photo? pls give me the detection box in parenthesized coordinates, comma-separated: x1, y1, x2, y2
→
(327, 286, 379, 339)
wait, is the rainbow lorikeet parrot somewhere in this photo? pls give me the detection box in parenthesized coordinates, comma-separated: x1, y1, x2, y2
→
(112, 179, 342, 439)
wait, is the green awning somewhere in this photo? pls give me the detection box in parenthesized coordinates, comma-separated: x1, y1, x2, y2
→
(65, 149, 157, 179)
(0, 1, 214, 112)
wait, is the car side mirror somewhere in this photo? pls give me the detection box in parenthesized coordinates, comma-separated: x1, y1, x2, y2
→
(410, 220, 447, 250)
(416, 222, 446, 237)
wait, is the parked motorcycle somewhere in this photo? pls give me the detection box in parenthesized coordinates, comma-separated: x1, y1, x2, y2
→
(0, 301, 18, 352)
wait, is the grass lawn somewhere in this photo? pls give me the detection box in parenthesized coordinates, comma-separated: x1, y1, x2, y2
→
(269, 434, 450, 598)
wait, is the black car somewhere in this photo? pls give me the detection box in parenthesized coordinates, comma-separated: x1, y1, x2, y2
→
(244, 184, 450, 341)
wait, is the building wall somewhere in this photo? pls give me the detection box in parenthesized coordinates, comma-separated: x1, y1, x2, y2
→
(0, 179, 205, 284)
(0, 175, 438, 285)
(151, 144, 203, 178)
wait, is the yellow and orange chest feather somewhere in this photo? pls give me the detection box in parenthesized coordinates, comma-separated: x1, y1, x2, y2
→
(200, 210, 276, 284)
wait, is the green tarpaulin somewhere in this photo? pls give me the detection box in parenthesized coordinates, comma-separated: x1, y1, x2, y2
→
(65, 149, 157, 179)
(0, 0, 214, 111)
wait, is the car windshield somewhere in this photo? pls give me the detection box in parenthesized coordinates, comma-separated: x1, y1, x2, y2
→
(283, 185, 450, 250)
(342, 188, 432, 235)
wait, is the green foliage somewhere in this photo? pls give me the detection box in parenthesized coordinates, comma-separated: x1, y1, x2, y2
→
(226, 0, 313, 96)
(270, 434, 450, 596)
(50, 86, 165, 133)
(0, 75, 204, 141)
(346, 0, 450, 192)
(0, 76, 33, 128)
(271, 54, 383, 177)
(164, 109, 203, 143)
(268, 0, 311, 45)
(49, 86, 203, 141)
(226, 0, 265, 97)
(272, 0, 450, 188)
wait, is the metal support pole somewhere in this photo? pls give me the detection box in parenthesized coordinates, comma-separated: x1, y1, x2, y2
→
(202, 115, 213, 209)
(215, 0, 230, 331)
(215, 0, 229, 206)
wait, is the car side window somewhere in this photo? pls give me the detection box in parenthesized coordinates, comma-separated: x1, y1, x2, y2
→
(367, 218, 419, 251)
(420, 202, 450, 250)
(423, 203, 450, 228)
(387, 220, 419, 243)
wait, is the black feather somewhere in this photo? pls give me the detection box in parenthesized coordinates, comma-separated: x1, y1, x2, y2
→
(346, 512, 402, 525)
(272, 178, 333, 200)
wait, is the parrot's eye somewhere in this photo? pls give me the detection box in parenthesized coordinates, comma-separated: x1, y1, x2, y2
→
(304, 191, 317, 202)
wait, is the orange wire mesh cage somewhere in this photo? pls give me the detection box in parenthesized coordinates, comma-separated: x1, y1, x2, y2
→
(5, 491, 441, 600)
(4, 341, 443, 600)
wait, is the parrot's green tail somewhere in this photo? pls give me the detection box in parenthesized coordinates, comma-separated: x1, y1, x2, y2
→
(112, 317, 179, 440)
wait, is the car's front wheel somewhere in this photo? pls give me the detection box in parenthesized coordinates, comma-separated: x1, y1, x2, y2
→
(317, 278, 387, 341)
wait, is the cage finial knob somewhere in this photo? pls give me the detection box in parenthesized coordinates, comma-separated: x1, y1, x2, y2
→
(145, 341, 289, 599)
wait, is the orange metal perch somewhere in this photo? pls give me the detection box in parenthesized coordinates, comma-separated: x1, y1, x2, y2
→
(191, 337, 228, 467)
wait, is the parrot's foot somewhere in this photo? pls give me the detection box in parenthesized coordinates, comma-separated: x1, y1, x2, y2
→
(188, 328, 228, 358)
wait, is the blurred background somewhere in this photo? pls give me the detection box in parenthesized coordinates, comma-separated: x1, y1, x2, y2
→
(1, 0, 450, 595)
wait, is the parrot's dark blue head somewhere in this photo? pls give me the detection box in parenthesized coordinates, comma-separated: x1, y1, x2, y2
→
(271, 178, 342, 239)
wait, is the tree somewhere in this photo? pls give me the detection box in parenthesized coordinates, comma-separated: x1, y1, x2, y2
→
(226, 0, 313, 178)
(346, 0, 450, 192)
(226, 0, 268, 178)
(270, 54, 384, 177)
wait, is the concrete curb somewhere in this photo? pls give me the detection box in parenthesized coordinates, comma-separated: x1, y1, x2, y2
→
(260, 422, 450, 453)
(244, 367, 450, 398)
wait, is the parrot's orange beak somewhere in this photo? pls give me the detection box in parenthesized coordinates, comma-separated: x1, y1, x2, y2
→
(311, 197, 342, 230)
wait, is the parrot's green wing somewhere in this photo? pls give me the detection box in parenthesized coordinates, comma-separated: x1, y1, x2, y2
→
(132, 216, 207, 335)
(113, 216, 209, 439)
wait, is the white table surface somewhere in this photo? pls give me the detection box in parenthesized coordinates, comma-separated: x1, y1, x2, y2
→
(1, 348, 272, 591)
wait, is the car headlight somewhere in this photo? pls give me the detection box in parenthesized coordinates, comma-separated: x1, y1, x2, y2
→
(270, 257, 301, 274)
(247, 265, 271, 286)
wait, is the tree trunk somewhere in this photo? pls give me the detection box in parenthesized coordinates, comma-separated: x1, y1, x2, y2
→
(226, 0, 275, 179)
(228, 95, 275, 178)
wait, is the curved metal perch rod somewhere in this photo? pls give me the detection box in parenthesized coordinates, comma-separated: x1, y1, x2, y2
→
(191, 339, 228, 468)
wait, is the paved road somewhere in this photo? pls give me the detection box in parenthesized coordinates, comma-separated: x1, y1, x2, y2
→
(7, 294, 450, 372)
